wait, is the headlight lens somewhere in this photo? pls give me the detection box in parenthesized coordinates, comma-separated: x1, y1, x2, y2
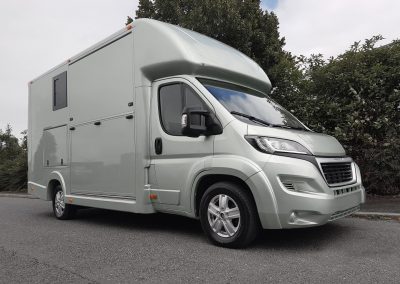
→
(247, 136, 311, 155)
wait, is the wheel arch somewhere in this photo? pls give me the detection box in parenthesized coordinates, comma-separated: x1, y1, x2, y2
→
(191, 167, 281, 229)
(193, 173, 255, 217)
(46, 171, 66, 200)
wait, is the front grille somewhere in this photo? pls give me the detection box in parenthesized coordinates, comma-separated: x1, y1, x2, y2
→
(329, 206, 360, 221)
(321, 162, 353, 185)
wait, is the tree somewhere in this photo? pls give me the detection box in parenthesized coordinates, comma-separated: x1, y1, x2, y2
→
(0, 125, 27, 191)
(0, 124, 21, 162)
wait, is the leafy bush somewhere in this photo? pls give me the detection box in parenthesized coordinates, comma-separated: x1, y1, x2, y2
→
(284, 37, 400, 195)
(0, 126, 27, 192)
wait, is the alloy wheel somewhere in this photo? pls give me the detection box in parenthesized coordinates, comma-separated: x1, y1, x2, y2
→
(207, 194, 241, 238)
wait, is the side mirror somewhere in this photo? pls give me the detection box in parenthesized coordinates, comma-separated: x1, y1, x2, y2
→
(181, 107, 223, 138)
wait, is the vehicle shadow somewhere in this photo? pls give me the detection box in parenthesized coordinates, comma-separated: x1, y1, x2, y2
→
(67, 207, 351, 250)
(74, 207, 204, 236)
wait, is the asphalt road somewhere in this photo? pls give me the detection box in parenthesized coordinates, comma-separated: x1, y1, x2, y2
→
(361, 195, 400, 213)
(0, 197, 399, 284)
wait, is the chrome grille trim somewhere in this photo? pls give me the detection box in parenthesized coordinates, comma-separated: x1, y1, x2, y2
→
(333, 185, 360, 197)
(329, 206, 360, 221)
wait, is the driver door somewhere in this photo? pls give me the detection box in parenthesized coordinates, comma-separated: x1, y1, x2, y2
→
(149, 78, 214, 206)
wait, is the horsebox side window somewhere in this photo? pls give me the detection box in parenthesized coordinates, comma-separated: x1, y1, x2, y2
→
(159, 83, 208, 136)
(53, 71, 67, 111)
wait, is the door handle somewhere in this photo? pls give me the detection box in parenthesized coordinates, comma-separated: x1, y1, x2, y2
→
(94, 121, 101, 126)
(155, 138, 162, 155)
(69, 126, 75, 131)
(126, 114, 133, 119)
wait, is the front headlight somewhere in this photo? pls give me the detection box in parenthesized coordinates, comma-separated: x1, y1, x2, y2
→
(246, 136, 311, 155)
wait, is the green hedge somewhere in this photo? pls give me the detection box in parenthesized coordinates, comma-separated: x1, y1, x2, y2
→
(276, 37, 400, 195)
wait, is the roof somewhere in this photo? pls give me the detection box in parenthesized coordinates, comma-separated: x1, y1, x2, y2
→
(31, 18, 272, 94)
(133, 19, 271, 93)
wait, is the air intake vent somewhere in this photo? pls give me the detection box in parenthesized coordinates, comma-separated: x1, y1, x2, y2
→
(282, 182, 295, 191)
(321, 162, 353, 185)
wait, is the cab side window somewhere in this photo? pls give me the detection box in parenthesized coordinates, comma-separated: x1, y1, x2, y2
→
(159, 83, 207, 136)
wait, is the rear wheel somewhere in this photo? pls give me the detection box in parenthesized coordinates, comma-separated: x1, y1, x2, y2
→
(52, 185, 76, 220)
(199, 182, 259, 248)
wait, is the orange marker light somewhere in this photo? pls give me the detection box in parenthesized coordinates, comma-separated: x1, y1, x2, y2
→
(149, 194, 158, 200)
(126, 24, 133, 31)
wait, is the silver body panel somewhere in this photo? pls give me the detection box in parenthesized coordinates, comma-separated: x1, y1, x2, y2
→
(28, 19, 364, 229)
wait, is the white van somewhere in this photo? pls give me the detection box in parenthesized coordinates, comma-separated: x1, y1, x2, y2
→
(28, 19, 365, 247)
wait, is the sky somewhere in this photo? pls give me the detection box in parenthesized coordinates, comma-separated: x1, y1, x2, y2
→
(271, 0, 400, 57)
(0, 0, 399, 139)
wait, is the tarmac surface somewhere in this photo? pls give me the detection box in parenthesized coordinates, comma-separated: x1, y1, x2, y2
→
(1, 196, 400, 283)
(361, 195, 400, 213)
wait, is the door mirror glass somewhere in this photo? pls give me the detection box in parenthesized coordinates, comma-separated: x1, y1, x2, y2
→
(181, 107, 208, 137)
(181, 107, 223, 138)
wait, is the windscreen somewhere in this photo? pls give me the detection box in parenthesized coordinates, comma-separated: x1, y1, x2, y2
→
(199, 79, 307, 130)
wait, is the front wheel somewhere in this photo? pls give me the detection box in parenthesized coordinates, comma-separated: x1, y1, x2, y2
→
(52, 185, 76, 220)
(199, 182, 260, 248)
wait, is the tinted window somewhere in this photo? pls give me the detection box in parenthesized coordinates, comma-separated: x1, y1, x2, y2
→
(183, 85, 203, 108)
(159, 83, 207, 136)
(53, 71, 67, 110)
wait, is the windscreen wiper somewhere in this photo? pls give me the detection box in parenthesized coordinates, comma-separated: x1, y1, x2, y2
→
(230, 111, 271, 127)
(231, 111, 307, 131)
(270, 124, 308, 131)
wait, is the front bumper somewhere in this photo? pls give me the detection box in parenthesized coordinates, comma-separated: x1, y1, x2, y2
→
(249, 154, 365, 229)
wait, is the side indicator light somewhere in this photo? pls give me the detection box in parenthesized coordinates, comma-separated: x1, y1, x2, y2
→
(126, 24, 133, 31)
(149, 194, 158, 200)
(67, 197, 73, 203)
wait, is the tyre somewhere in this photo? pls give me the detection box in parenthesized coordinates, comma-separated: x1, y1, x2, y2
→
(199, 181, 260, 248)
(52, 185, 76, 220)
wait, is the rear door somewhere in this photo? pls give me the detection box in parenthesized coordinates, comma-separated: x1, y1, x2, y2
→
(149, 78, 214, 205)
(70, 115, 135, 198)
